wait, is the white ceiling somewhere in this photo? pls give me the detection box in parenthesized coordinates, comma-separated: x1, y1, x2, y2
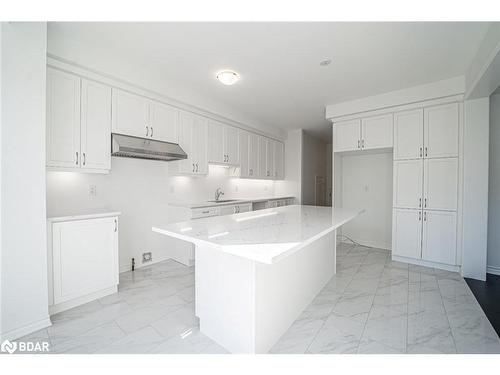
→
(48, 22, 490, 141)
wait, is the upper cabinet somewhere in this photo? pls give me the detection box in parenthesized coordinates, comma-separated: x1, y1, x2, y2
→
(238, 131, 283, 180)
(112, 88, 179, 143)
(46, 68, 111, 173)
(273, 140, 285, 179)
(207, 121, 239, 165)
(333, 115, 393, 152)
(394, 103, 459, 160)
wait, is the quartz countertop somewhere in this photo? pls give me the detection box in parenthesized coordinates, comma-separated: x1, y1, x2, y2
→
(152, 205, 362, 264)
(169, 196, 295, 209)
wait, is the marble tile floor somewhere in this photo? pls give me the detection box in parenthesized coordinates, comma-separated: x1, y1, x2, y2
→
(19, 243, 500, 354)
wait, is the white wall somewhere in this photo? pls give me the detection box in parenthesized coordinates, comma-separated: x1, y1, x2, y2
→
(301, 132, 328, 205)
(488, 94, 500, 274)
(1, 23, 50, 340)
(462, 97, 490, 281)
(47, 162, 278, 273)
(337, 152, 393, 250)
(326, 144, 332, 206)
(275, 129, 302, 203)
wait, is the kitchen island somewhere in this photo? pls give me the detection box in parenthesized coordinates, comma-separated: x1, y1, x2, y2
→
(152, 205, 361, 353)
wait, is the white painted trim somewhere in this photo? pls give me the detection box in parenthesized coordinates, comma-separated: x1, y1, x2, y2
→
(47, 54, 285, 142)
(340, 240, 391, 252)
(0, 317, 52, 341)
(487, 265, 500, 275)
(326, 76, 465, 120)
(392, 255, 461, 273)
(49, 286, 117, 315)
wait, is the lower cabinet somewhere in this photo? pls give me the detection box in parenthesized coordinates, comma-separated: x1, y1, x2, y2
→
(392, 208, 457, 267)
(219, 203, 252, 215)
(48, 215, 119, 314)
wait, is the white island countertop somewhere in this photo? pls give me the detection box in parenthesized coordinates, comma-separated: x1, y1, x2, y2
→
(152, 205, 362, 264)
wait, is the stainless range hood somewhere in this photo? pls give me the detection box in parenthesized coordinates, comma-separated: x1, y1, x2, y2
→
(111, 133, 187, 162)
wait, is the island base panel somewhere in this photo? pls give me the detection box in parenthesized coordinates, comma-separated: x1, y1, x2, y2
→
(195, 231, 336, 353)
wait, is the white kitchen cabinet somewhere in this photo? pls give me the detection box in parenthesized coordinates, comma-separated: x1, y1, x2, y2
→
(392, 209, 422, 259)
(48, 214, 119, 314)
(265, 138, 274, 178)
(421, 210, 457, 265)
(112, 89, 150, 138)
(208, 121, 239, 165)
(423, 158, 458, 211)
(80, 79, 112, 171)
(333, 119, 361, 152)
(394, 109, 424, 160)
(173, 111, 208, 175)
(273, 140, 285, 179)
(46, 68, 81, 168)
(424, 103, 459, 158)
(219, 203, 252, 215)
(46, 68, 111, 173)
(258, 136, 268, 179)
(361, 114, 393, 150)
(239, 131, 250, 178)
(248, 133, 259, 178)
(149, 100, 179, 143)
(393, 159, 423, 209)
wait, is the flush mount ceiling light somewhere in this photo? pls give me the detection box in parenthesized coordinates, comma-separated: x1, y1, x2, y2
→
(216, 70, 240, 85)
(319, 59, 332, 66)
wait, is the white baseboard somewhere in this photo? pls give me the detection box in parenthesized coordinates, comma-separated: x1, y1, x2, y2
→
(392, 255, 460, 273)
(340, 239, 391, 251)
(119, 254, 188, 274)
(487, 265, 500, 276)
(0, 316, 52, 341)
(49, 286, 118, 315)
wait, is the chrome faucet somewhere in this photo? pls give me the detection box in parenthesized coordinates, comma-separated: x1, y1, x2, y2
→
(215, 187, 224, 202)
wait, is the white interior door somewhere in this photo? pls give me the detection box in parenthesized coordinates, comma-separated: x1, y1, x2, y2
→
(274, 141, 284, 179)
(111, 89, 149, 138)
(149, 101, 179, 143)
(421, 210, 457, 265)
(423, 158, 458, 211)
(239, 131, 250, 177)
(80, 79, 112, 171)
(208, 120, 224, 163)
(393, 159, 423, 209)
(424, 103, 459, 158)
(394, 108, 424, 160)
(248, 133, 259, 178)
(224, 126, 239, 165)
(52, 217, 118, 304)
(333, 119, 361, 152)
(361, 114, 393, 150)
(46, 68, 81, 168)
(392, 208, 422, 259)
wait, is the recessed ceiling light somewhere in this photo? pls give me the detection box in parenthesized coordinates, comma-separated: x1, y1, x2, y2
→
(319, 59, 332, 66)
(216, 70, 240, 85)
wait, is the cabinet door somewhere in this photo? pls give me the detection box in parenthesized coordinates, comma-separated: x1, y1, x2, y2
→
(239, 131, 250, 177)
(177, 111, 195, 173)
(333, 119, 361, 152)
(52, 217, 118, 304)
(424, 103, 459, 158)
(224, 126, 239, 165)
(219, 205, 236, 216)
(393, 159, 423, 209)
(46, 68, 81, 168)
(394, 109, 424, 160)
(207, 120, 224, 163)
(149, 101, 179, 143)
(361, 114, 393, 150)
(392, 209, 422, 259)
(80, 79, 112, 171)
(274, 141, 285, 179)
(258, 136, 268, 178)
(111, 89, 149, 138)
(237, 203, 252, 213)
(248, 133, 259, 178)
(194, 115, 208, 175)
(423, 158, 458, 211)
(266, 138, 274, 178)
(422, 210, 457, 265)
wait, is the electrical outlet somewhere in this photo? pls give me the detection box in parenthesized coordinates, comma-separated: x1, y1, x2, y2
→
(142, 252, 152, 263)
(89, 184, 97, 197)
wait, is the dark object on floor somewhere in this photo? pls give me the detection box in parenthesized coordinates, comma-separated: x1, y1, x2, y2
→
(465, 273, 500, 337)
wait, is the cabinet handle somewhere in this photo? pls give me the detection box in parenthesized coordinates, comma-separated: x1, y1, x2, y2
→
(358, 140, 360, 149)
(424, 211, 427, 221)
(425, 147, 428, 157)
(249, 168, 253, 176)
(418, 211, 421, 221)
(424, 198, 427, 208)
(419, 147, 423, 158)
(202, 210, 210, 214)
(361, 139, 365, 149)
(196, 163, 199, 172)
(75, 151, 79, 165)
(151, 127, 154, 138)
(227, 155, 229, 162)
(114, 219, 117, 232)
(419, 198, 422, 208)
(192, 163, 195, 172)
(83, 152, 86, 166)
(146, 126, 149, 137)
